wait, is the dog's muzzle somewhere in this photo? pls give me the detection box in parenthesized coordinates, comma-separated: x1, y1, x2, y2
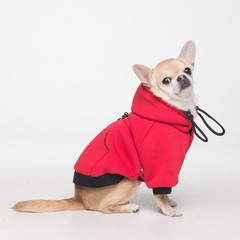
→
(177, 74, 191, 90)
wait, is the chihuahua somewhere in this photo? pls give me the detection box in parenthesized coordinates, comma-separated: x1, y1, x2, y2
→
(13, 40, 196, 217)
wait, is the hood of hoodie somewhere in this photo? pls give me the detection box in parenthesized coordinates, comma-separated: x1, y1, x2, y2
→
(131, 84, 192, 133)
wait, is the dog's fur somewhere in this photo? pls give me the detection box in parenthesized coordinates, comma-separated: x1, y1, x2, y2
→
(13, 41, 196, 217)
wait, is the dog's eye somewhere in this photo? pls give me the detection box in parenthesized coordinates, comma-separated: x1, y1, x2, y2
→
(162, 77, 171, 84)
(184, 67, 192, 75)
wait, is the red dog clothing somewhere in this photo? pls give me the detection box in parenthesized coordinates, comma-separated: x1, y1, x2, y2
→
(73, 84, 194, 194)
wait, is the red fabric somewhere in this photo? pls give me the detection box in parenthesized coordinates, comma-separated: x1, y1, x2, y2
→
(74, 84, 194, 188)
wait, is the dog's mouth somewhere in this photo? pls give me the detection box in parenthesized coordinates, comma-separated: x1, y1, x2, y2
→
(179, 78, 191, 90)
(175, 77, 192, 96)
(180, 81, 191, 90)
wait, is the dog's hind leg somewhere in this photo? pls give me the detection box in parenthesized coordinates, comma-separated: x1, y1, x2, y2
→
(102, 203, 140, 214)
(101, 178, 140, 214)
(76, 178, 139, 214)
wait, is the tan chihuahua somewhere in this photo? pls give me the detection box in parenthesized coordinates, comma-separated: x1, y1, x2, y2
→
(13, 40, 196, 217)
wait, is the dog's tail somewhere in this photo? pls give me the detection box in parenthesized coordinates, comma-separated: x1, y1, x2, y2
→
(12, 197, 85, 213)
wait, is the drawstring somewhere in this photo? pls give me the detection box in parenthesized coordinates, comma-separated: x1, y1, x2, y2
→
(117, 112, 129, 120)
(186, 106, 225, 142)
(118, 107, 225, 143)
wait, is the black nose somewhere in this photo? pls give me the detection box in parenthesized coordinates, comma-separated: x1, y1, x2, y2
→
(177, 74, 187, 82)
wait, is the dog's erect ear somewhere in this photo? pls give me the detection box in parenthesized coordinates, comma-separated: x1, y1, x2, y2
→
(132, 64, 152, 86)
(179, 40, 196, 67)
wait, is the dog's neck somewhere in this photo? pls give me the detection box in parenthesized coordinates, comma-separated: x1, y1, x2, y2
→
(150, 87, 197, 117)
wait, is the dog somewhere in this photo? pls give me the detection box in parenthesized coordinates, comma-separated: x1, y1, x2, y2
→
(13, 40, 196, 217)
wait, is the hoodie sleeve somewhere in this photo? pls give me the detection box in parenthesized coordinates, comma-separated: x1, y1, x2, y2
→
(138, 122, 192, 189)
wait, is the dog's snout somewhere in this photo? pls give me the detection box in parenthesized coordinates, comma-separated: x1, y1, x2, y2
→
(177, 74, 187, 82)
(177, 74, 191, 90)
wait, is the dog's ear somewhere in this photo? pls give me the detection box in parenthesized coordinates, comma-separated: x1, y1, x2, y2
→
(132, 64, 152, 86)
(179, 40, 196, 67)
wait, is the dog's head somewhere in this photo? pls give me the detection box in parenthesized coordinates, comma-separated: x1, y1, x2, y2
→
(133, 40, 197, 113)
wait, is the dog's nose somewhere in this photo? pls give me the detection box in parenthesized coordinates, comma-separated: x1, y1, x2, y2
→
(177, 74, 187, 82)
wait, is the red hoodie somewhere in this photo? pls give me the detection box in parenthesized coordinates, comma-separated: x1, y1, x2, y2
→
(74, 84, 194, 190)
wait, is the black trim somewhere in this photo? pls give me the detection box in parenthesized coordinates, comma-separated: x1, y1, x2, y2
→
(73, 171, 124, 188)
(152, 187, 172, 195)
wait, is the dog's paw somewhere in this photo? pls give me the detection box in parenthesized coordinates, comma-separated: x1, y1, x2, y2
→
(162, 209, 183, 217)
(172, 210, 183, 217)
(129, 204, 140, 213)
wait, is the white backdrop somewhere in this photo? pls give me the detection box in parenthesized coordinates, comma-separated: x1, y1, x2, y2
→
(1, 1, 240, 239)
(0, 0, 239, 146)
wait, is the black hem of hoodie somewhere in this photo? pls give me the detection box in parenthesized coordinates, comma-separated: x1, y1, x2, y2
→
(73, 171, 124, 188)
(152, 187, 172, 195)
(74, 172, 172, 194)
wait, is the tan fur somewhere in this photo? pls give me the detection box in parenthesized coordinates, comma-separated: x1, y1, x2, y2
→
(13, 178, 140, 214)
(150, 58, 197, 116)
(12, 198, 85, 213)
(133, 40, 197, 116)
(154, 194, 182, 217)
(75, 178, 139, 213)
(13, 41, 197, 217)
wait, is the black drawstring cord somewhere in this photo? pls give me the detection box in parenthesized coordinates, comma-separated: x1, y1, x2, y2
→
(186, 111, 209, 142)
(186, 106, 225, 142)
(118, 108, 225, 143)
(117, 112, 129, 120)
(196, 106, 225, 136)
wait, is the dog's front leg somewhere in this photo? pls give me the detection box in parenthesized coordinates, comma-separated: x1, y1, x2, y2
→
(154, 194, 182, 217)
(166, 195, 177, 207)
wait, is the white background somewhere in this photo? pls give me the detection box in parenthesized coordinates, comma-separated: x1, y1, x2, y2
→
(0, 0, 240, 239)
